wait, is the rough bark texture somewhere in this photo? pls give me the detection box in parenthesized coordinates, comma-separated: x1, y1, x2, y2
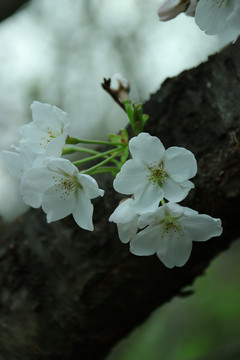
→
(0, 40, 240, 360)
(0, 0, 29, 22)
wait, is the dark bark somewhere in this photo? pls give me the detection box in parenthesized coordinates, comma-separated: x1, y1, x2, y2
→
(0, 40, 240, 360)
(0, 0, 29, 23)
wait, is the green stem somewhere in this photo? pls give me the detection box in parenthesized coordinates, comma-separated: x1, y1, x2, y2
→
(82, 148, 124, 175)
(89, 166, 118, 175)
(66, 136, 119, 146)
(72, 147, 122, 166)
(62, 146, 100, 156)
(63, 146, 119, 165)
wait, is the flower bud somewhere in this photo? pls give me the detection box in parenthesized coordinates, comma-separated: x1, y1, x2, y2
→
(110, 73, 130, 102)
(158, 0, 190, 21)
(185, 0, 198, 17)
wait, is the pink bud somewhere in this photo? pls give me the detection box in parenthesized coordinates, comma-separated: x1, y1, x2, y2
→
(185, 0, 198, 17)
(158, 0, 189, 21)
(110, 73, 130, 102)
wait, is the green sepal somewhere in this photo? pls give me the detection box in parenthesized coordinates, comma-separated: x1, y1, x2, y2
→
(120, 146, 129, 164)
(108, 133, 122, 144)
(123, 100, 149, 135)
(108, 129, 128, 145)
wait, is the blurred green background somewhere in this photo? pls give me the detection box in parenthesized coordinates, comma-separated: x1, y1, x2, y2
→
(107, 239, 240, 360)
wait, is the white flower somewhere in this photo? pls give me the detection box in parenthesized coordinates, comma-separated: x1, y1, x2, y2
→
(109, 198, 139, 243)
(195, 0, 240, 42)
(19, 101, 71, 156)
(130, 202, 223, 268)
(113, 132, 197, 212)
(20, 157, 104, 231)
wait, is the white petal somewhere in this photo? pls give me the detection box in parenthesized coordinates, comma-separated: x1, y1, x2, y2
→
(42, 186, 76, 222)
(21, 189, 42, 209)
(132, 182, 164, 212)
(44, 134, 66, 157)
(164, 202, 185, 217)
(164, 146, 197, 182)
(130, 225, 162, 256)
(31, 101, 70, 133)
(129, 132, 165, 163)
(19, 124, 65, 156)
(109, 198, 137, 223)
(220, 6, 240, 42)
(72, 191, 94, 231)
(113, 159, 147, 195)
(195, 0, 234, 35)
(77, 174, 104, 199)
(180, 214, 222, 242)
(1, 151, 24, 179)
(117, 217, 138, 243)
(20, 167, 56, 207)
(157, 229, 192, 268)
(19, 102, 70, 156)
(162, 178, 194, 202)
(182, 205, 198, 217)
(137, 207, 166, 229)
(46, 157, 78, 177)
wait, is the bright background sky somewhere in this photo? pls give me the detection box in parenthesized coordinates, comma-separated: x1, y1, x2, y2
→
(0, 0, 222, 221)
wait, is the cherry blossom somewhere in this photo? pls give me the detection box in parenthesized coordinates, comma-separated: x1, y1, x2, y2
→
(113, 132, 197, 212)
(20, 157, 104, 230)
(130, 202, 223, 268)
(19, 101, 71, 157)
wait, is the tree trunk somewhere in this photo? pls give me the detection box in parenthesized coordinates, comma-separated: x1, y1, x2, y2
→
(0, 40, 239, 360)
(0, 0, 29, 22)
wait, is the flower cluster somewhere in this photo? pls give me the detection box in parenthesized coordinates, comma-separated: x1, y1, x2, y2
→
(109, 132, 222, 268)
(2, 75, 223, 268)
(158, 0, 240, 43)
(2, 101, 104, 230)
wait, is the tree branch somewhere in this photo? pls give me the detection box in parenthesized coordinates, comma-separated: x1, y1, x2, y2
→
(0, 40, 239, 360)
(0, 0, 29, 23)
